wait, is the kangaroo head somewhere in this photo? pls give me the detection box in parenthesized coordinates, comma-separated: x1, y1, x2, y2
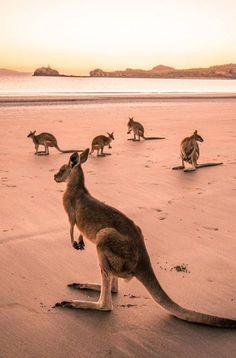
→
(107, 132, 114, 140)
(128, 117, 134, 125)
(193, 130, 204, 142)
(54, 148, 90, 183)
(127, 117, 134, 133)
(27, 130, 36, 138)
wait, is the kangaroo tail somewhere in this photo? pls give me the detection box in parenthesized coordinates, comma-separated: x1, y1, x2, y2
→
(55, 144, 83, 153)
(136, 266, 236, 327)
(172, 162, 223, 170)
(196, 162, 223, 168)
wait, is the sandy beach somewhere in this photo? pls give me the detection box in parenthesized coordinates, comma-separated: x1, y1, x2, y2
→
(0, 96, 236, 358)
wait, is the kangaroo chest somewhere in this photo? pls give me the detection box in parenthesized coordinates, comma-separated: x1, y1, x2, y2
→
(63, 194, 99, 243)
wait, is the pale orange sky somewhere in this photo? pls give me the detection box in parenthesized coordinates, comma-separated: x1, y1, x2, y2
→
(1, 0, 236, 75)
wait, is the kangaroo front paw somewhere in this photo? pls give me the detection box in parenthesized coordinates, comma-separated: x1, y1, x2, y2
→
(73, 241, 85, 250)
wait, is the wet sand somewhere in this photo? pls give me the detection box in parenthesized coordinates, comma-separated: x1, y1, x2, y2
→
(0, 97, 236, 357)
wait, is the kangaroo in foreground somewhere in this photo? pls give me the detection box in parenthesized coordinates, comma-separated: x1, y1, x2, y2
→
(127, 117, 165, 141)
(27, 131, 83, 155)
(90, 132, 114, 156)
(53, 149, 235, 327)
(172, 130, 223, 172)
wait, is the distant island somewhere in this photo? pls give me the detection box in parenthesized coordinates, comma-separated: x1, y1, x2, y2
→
(90, 64, 236, 79)
(33, 66, 60, 76)
(33, 66, 82, 77)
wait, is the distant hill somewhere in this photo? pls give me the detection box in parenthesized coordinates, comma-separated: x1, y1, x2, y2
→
(90, 64, 236, 79)
(0, 68, 30, 76)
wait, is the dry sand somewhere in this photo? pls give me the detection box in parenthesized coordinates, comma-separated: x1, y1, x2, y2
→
(0, 96, 236, 357)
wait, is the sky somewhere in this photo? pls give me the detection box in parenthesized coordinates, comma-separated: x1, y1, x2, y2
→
(1, 0, 236, 75)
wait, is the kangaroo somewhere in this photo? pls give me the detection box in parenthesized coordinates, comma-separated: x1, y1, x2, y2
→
(172, 130, 223, 172)
(53, 149, 235, 327)
(90, 132, 114, 156)
(27, 131, 83, 155)
(127, 117, 165, 141)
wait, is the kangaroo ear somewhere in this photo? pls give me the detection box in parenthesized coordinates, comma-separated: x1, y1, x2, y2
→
(79, 148, 90, 165)
(194, 130, 198, 134)
(69, 152, 79, 168)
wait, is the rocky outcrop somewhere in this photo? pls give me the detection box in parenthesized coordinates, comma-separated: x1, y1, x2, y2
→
(33, 66, 60, 76)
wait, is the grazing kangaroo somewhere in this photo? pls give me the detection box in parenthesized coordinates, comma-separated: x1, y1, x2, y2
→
(90, 132, 114, 156)
(127, 117, 165, 141)
(53, 149, 235, 327)
(27, 131, 83, 155)
(172, 130, 223, 172)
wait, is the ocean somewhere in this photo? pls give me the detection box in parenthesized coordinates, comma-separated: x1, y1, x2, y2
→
(0, 74, 236, 96)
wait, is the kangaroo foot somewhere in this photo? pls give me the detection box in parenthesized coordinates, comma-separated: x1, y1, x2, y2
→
(67, 282, 118, 293)
(172, 165, 185, 170)
(68, 283, 101, 291)
(37, 152, 49, 156)
(184, 167, 196, 172)
(54, 300, 112, 311)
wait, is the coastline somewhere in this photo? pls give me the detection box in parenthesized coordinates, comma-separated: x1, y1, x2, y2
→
(1, 92, 236, 106)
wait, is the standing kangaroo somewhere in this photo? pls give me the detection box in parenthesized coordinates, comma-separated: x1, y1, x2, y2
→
(127, 117, 165, 141)
(127, 117, 145, 141)
(172, 130, 223, 172)
(90, 132, 114, 156)
(27, 131, 83, 155)
(53, 149, 235, 327)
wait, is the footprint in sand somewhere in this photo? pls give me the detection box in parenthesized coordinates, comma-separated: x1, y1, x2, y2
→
(124, 294, 140, 299)
(118, 304, 138, 308)
(1, 177, 8, 185)
(203, 226, 219, 231)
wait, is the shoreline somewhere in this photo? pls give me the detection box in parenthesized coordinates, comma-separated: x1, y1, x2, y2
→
(1, 92, 236, 106)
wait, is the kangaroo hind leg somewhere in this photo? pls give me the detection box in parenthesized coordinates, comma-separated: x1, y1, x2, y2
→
(55, 231, 121, 311)
(68, 277, 118, 293)
(55, 268, 114, 311)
